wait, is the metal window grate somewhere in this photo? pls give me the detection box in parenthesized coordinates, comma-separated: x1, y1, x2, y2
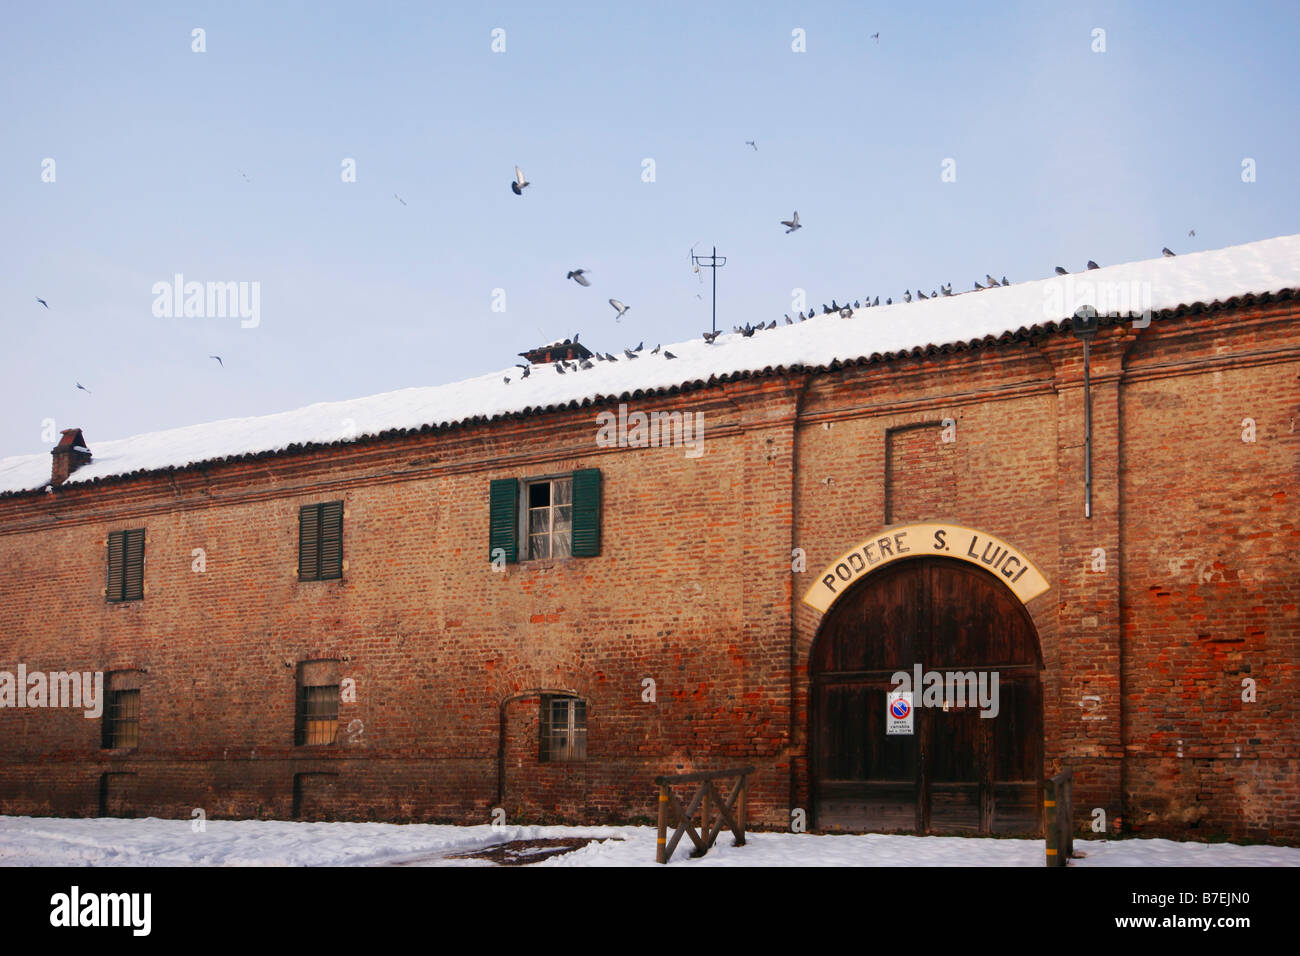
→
(102, 689, 140, 749)
(541, 695, 586, 762)
(296, 684, 339, 745)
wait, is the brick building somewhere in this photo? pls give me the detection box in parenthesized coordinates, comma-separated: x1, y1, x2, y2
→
(1, 236, 1297, 841)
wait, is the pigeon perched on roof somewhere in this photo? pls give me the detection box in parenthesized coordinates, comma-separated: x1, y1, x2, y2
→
(512, 166, 529, 195)
(579, 359, 594, 370)
(664, 351, 677, 359)
(702, 331, 721, 343)
(839, 306, 853, 319)
(885, 297, 892, 305)
(1162, 247, 1175, 257)
(1087, 260, 1100, 270)
(624, 348, 638, 359)
(903, 291, 912, 302)
(784, 315, 793, 324)
(781, 211, 801, 233)
(766, 320, 776, 330)
(872, 297, 879, 306)
(566, 269, 591, 286)
(504, 376, 511, 384)
(651, 344, 661, 354)
(555, 363, 565, 374)
(1001, 277, 1008, 286)
(605, 352, 618, 361)
(917, 290, 928, 299)
(1055, 266, 1068, 275)
(940, 284, 952, 296)
(986, 275, 998, 287)
(609, 299, 630, 320)
(798, 312, 806, 320)
(829, 300, 839, 312)
(516, 364, 531, 378)
(634, 341, 643, 352)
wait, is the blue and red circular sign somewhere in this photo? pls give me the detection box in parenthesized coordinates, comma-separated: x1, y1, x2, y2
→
(890, 697, 911, 719)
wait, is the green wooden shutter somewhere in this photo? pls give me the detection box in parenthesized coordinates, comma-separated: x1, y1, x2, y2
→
(319, 502, 343, 579)
(570, 468, 602, 557)
(123, 529, 145, 600)
(299, 505, 320, 580)
(489, 478, 518, 563)
(106, 531, 125, 602)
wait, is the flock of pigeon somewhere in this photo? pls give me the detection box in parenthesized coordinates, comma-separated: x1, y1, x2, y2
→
(503, 335, 675, 384)
(501, 160, 1196, 381)
(37, 152, 1194, 396)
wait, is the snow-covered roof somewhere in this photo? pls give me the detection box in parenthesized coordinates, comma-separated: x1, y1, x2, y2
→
(2, 234, 1297, 497)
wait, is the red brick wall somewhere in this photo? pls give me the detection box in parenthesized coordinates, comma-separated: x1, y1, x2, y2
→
(0, 305, 1296, 842)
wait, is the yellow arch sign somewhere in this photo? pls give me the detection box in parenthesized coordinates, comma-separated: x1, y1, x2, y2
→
(802, 523, 1051, 613)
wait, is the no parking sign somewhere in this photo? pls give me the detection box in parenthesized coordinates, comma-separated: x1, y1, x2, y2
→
(887, 691, 914, 735)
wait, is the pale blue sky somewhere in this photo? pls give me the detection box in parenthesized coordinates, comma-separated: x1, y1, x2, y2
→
(3, 1, 1298, 458)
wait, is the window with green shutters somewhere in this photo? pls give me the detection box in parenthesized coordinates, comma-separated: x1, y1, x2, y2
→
(105, 529, 145, 602)
(299, 502, 343, 581)
(490, 469, 600, 563)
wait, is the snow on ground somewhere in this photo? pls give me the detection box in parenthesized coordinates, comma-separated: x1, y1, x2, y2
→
(1, 816, 1295, 867)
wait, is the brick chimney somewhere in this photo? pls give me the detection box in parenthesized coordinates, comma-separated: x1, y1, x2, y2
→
(519, 337, 593, 365)
(51, 428, 92, 487)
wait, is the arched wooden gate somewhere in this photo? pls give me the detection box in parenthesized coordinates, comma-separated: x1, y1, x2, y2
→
(810, 556, 1043, 835)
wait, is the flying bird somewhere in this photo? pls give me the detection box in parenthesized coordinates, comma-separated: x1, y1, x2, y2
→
(870, 32, 880, 41)
(1188, 229, 1196, 237)
(1055, 266, 1068, 275)
(1162, 247, 1175, 257)
(781, 211, 801, 233)
(35, 297, 48, 309)
(566, 269, 591, 286)
(394, 193, 407, 206)
(1087, 260, 1100, 270)
(209, 355, 223, 367)
(76, 382, 91, 393)
(745, 140, 757, 151)
(238, 169, 251, 182)
(609, 299, 630, 320)
(512, 166, 530, 195)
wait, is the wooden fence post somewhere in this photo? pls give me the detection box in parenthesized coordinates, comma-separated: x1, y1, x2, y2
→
(656, 784, 668, 865)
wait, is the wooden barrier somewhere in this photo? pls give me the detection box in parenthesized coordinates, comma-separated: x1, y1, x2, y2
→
(1044, 767, 1074, 867)
(654, 766, 753, 864)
